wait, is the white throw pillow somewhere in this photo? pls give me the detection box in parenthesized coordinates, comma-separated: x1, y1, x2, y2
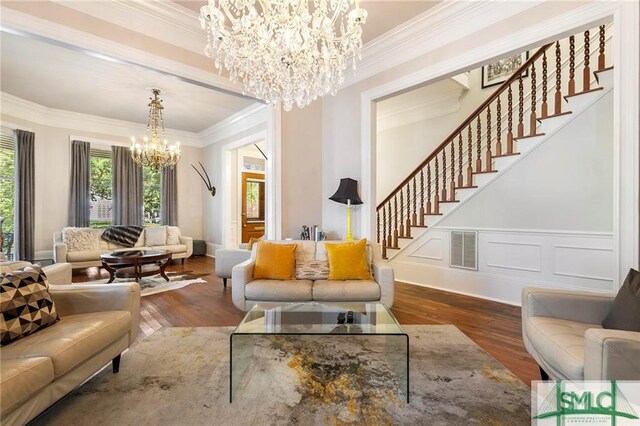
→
(145, 226, 168, 247)
(62, 227, 100, 252)
(166, 226, 181, 245)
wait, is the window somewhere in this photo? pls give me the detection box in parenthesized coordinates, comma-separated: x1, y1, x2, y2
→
(0, 132, 15, 259)
(89, 148, 113, 228)
(143, 166, 161, 225)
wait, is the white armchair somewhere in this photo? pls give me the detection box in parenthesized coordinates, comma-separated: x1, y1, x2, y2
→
(0, 261, 72, 285)
(521, 287, 640, 380)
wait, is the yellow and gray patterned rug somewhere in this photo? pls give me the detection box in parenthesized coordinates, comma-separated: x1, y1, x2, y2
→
(34, 325, 531, 425)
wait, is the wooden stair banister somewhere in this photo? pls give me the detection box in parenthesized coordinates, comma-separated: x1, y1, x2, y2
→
(376, 42, 553, 211)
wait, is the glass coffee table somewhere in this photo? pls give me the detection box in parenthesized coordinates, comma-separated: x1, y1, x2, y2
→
(230, 302, 409, 403)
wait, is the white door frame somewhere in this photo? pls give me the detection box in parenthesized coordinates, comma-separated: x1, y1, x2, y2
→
(360, 1, 639, 288)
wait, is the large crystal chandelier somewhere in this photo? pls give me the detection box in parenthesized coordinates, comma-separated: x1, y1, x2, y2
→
(130, 89, 181, 169)
(199, 0, 368, 111)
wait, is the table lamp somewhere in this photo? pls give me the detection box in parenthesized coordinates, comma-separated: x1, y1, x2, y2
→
(329, 178, 363, 241)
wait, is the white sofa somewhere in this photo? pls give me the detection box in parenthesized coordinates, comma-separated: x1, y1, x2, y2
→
(54, 227, 193, 269)
(232, 240, 394, 311)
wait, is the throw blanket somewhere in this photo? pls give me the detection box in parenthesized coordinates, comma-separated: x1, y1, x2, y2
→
(101, 225, 144, 248)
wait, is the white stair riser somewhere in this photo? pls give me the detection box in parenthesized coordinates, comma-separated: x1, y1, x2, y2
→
(516, 135, 546, 154)
(595, 69, 613, 87)
(472, 172, 497, 187)
(454, 187, 476, 202)
(409, 227, 428, 239)
(493, 155, 519, 170)
(537, 114, 573, 134)
(397, 237, 412, 249)
(565, 91, 604, 112)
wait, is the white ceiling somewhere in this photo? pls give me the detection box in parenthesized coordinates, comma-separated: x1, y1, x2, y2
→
(0, 32, 255, 133)
(172, 1, 439, 44)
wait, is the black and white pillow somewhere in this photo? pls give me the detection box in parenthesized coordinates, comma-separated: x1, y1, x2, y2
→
(0, 265, 59, 346)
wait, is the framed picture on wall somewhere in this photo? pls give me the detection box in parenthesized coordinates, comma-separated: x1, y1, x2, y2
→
(481, 51, 530, 89)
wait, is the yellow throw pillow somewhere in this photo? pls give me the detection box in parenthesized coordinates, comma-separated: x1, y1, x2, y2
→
(253, 241, 298, 280)
(247, 236, 263, 251)
(326, 239, 373, 280)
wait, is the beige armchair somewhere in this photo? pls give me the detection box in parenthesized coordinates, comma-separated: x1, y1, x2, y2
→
(521, 287, 640, 380)
(0, 261, 72, 285)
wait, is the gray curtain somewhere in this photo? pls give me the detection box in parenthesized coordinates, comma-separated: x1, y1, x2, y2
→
(15, 129, 34, 261)
(112, 146, 143, 225)
(161, 166, 178, 226)
(69, 140, 91, 227)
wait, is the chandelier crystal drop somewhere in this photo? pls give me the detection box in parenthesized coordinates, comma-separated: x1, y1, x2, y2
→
(130, 89, 181, 169)
(199, 0, 368, 111)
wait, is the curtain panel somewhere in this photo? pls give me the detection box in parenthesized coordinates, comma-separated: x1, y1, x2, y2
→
(161, 166, 178, 226)
(15, 129, 35, 261)
(69, 140, 91, 227)
(112, 146, 143, 226)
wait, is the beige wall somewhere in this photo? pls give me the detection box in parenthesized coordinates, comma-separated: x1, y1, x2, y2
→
(1, 112, 203, 256)
(281, 101, 323, 239)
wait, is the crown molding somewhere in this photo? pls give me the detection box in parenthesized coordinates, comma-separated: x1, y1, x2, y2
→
(343, 0, 544, 88)
(200, 103, 270, 146)
(51, 0, 206, 55)
(0, 92, 203, 147)
(0, 5, 245, 98)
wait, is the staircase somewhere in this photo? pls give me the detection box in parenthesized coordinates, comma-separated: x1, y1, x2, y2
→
(377, 24, 613, 260)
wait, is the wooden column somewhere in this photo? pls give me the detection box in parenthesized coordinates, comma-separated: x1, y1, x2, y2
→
(582, 30, 591, 92)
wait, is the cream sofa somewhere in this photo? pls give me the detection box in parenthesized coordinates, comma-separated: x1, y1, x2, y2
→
(522, 287, 640, 380)
(0, 261, 72, 286)
(232, 240, 394, 311)
(0, 277, 140, 425)
(53, 227, 193, 269)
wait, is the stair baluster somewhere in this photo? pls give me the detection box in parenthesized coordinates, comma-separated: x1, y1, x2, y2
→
(583, 30, 591, 92)
(412, 175, 417, 226)
(507, 85, 514, 154)
(517, 74, 524, 138)
(426, 164, 432, 215)
(466, 124, 473, 185)
(554, 41, 562, 115)
(568, 35, 576, 95)
(405, 185, 411, 237)
(442, 147, 447, 202)
(598, 25, 606, 70)
(450, 141, 456, 198)
(530, 62, 537, 136)
(476, 116, 482, 172)
(496, 96, 502, 155)
(434, 157, 440, 214)
(419, 168, 425, 226)
(382, 205, 387, 258)
(387, 203, 392, 251)
(393, 194, 399, 248)
(399, 187, 405, 239)
(485, 104, 492, 171)
(541, 51, 549, 118)
(376, 209, 380, 244)
(457, 133, 464, 187)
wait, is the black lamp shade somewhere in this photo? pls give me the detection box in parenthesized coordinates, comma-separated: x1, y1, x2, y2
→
(329, 178, 363, 205)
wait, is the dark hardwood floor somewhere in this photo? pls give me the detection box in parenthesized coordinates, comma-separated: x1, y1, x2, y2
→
(72, 256, 540, 386)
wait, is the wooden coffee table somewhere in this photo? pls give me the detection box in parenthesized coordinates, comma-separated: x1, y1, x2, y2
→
(101, 249, 172, 283)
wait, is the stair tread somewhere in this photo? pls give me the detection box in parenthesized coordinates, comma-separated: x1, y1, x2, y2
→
(515, 133, 545, 140)
(424, 213, 443, 216)
(473, 170, 498, 175)
(411, 225, 428, 228)
(538, 111, 572, 122)
(386, 246, 400, 250)
(455, 185, 478, 189)
(564, 87, 603, 100)
(398, 236, 413, 240)
(439, 200, 459, 203)
(493, 152, 521, 158)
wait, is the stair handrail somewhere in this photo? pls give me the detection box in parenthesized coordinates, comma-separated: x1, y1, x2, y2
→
(376, 42, 553, 211)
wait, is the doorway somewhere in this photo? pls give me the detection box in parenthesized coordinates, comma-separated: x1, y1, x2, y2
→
(241, 172, 265, 243)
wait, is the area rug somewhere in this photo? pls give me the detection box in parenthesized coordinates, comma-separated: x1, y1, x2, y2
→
(33, 325, 531, 425)
(83, 270, 209, 296)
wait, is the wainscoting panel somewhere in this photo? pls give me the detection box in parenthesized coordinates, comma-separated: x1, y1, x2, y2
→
(390, 227, 615, 305)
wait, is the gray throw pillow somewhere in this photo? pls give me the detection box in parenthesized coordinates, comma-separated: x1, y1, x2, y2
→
(602, 268, 640, 331)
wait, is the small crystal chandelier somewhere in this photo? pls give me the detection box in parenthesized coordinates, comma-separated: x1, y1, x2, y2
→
(199, 0, 368, 111)
(130, 89, 181, 169)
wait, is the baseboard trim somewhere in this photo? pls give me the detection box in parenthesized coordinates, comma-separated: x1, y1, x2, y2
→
(395, 278, 520, 307)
